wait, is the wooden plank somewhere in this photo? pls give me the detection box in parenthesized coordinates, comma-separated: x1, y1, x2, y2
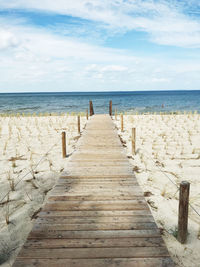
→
(43, 200, 148, 211)
(60, 175, 135, 179)
(32, 222, 157, 231)
(38, 210, 152, 217)
(36, 215, 155, 224)
(17, 247, 170, 259)
(13, 257, 175, 267)
(46, 200, 147, 205)
(28, 229, 161, 239)
(52, 185, 142, 191)
(65, 166, 133, 171)
(71, 155, 128, 161)
(67, 161, 130, 167)
(50, 190, 144, 195)
(56, 178, 135, 182)
(68, 159, 128, 163)
(54, 183, 138, 188)
(48, 194, 144, 201)
(53, 187, 140, 192)
(22, 237, 165, 249)
(56, 180, 138, 185)
(52, 190, 141, 196)
(56, 178, 136, 183)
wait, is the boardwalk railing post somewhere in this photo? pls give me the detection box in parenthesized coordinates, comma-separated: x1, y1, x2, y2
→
(78, 115, 80, 134)
(121, 114, 124, 132)
(109, 100, 112, 116)
(89, 101, 94, 116)
(91, 102, 94, 115)
(177, 181, 190, 244)
(89, 101, 92, 116)
(86, 109, 88, 120)
(62, 132, 66, 158)
(132, 128, 136, 155)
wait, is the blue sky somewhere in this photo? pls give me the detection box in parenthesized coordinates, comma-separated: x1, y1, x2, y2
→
(0, 0, 200, 92)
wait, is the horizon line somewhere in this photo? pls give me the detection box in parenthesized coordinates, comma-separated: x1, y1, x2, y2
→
(1, 89, 200, 94)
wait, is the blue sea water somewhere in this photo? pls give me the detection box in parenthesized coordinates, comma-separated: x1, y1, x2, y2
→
(0, 90, 200, 114)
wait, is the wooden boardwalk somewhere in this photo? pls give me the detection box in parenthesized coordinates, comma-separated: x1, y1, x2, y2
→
(13, 114, 174, 267)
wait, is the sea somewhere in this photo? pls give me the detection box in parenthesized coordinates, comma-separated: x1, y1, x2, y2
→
(0, 90, 200, 114)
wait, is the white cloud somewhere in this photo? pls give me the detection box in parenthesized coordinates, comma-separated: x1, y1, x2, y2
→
(85, 64, 128, 73)
(151, 77, 170, 83)
(101, 65, 128, 72)
(0, 29, 19, 50)
(0, 0, 200, 47)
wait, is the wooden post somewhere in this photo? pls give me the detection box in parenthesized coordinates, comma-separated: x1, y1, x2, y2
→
(91, 102, 94, 115)
(132, 128, 136, 154)
(89, 101, 94, 116)
(177, 181, 190, 244)
(89, 101, 92, 116)
(109, 100, 112, 116)
(62, 132, 66, 158)
(78, 115, 80, 134)
(121, 114, 124, 132)
(86, 109, 88, 120)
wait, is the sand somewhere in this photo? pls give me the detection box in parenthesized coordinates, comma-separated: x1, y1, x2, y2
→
(0, 114, 86, 266)
(114, 113, 200, 267)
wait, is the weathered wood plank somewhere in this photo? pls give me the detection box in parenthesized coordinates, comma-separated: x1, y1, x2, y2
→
(56, 178, 135, 183)
(55, 184, 138, 188)
(48, 194, 144, 201)
(43, 205, 148, 211)
(38, 210, 153, 217)
(32, 222, 157, 231)
(13, 257, 175, 267)
(28, 229, 161, 239)
(56, 180, 138, 185)
(43, 200, 147, 211)
(17, 247, 170, 259)
(59, 175, 135, 180)
(36, 215, 155, 224)
(67, 161, 130, 167)
(60, 174, 134, 179)
(23, 237, 165, 249)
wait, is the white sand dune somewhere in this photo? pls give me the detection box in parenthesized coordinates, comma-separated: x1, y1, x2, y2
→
(114, 114, 200, 267)
(0, 114, 86, 266)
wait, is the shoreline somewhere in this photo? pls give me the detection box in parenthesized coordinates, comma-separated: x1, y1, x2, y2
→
(0, 110, 199, 117)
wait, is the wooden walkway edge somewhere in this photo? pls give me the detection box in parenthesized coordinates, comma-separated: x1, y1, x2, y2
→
(13, 114, 174, 267)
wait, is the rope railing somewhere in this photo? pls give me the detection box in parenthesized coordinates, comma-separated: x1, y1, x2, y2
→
(138, 147, 179, 188)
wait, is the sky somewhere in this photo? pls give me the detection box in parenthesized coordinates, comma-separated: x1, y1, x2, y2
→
(0, 0, 200, 92)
